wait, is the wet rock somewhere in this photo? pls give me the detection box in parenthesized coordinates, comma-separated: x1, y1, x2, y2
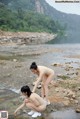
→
(78, 87, 80, 90)
(67, 90, 76, 99)
(74, 100, 78, 104)
(57, 74, 62, 77)
(32, 81, 42, 89)
(63, 100, 70, 106)
(75, 106, 80, 113)
(65, 64, 73, 68)
(70, 98, 74, 101)
(52, 63, 62, 67)
(76, 72, 78, 75)
(37, 84, 41, 89)
(13, 59, 17, 62)
(0, 60, 6, 65)
(65, 62, 71, 64)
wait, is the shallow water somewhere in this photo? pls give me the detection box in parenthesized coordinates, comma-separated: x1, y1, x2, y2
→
(46, 109, 80, 119)
(8, 109, 80, 119)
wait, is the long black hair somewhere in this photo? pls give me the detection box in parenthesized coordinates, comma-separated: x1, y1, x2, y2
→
(30, 62, 37, 70)
(21, 85, 32, 97)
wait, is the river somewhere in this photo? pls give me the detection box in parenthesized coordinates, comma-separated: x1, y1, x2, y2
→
(48, 31, 80, 44)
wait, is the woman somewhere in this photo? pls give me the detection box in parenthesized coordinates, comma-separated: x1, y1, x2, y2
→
(14, 85, 46, 118)
(30, 62, 55, 105)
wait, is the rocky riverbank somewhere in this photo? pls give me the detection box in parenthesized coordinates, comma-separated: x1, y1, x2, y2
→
(0, 31, 57, 45)
(0, 44, 80, 119)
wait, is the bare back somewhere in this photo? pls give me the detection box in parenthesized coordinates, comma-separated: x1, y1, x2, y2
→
(30, 93, 46, 106)
(38, 66, 54, 77)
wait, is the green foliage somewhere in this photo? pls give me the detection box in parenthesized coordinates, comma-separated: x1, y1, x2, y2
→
(0, 3, 63, 32)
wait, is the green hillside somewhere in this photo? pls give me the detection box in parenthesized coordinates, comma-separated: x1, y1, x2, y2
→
(0, 0, 64, 34)
(1, 0, 80, 43)
(2, 0, 79, 31)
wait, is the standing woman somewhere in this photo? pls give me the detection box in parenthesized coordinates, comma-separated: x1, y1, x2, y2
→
(30, 62, 55, 104)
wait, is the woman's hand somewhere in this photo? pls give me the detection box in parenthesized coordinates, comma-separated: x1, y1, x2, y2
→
(14, 110, 17, 116)
(14, 103, 25, 116)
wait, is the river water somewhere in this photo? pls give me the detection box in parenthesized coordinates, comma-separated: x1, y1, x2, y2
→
(47, 109, 80, 119)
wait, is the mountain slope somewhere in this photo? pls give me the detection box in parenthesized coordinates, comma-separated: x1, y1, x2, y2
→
(0, 2, 63, 33)
(0, 0, 80, 43)
(1, 0, 80, 31)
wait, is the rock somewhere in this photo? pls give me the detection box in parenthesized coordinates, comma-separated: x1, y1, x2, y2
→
(78, 87, 80, 90)
(32, 81, 42, 89)
(75, 107, 80, 113)
(37, 84, 41, 89)
(72, 94, 76, 99)
(65, 64, 73, 68)
(0, 60, 6, 65)
(70, 98, 74, 101)
(75, 100, 78, 104)
(57, 74, 62, 77)
(0, 31, 57, 45)
(13, 59, 17, 62)
(67, 90, 76, 99)
(76, 109, 80, 113)
(65, 67, 70, 71)
(63, 100, 70, 106)
(76, 72, 78, 75)
(52, 63, 62, 67)
(55, 88, 60, 92)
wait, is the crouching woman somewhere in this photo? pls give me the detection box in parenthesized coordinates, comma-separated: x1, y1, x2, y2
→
(14, 85, 46, 118)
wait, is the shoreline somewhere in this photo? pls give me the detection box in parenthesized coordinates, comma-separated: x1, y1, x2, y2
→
(0, 31, 57, 45)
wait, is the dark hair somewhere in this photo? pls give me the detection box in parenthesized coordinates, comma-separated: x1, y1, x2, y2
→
(21, 85, 32, 97)
(30, 62, 37, 70)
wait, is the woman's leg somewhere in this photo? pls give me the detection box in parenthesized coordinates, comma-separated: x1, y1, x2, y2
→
(43, 74, 54, 100)
(26, 102, 46, 112)
(41, 82, 45, 98)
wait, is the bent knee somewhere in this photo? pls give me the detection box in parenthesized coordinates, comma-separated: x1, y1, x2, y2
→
(38, 106, 46, 112)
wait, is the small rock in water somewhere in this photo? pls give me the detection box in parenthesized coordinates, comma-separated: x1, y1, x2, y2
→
(52, 63, 62, 67)
(76, 107, 80, 113)
(57, 74, 62, 77)
(37, 84, 41, 89)
(78, 87, 80, 90)
(76, 72, 78, 75)
(13, 59, 17, 62)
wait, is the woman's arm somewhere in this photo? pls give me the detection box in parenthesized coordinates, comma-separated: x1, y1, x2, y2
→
(32, 73, 43, 93)
(14, 101, 25, 115)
